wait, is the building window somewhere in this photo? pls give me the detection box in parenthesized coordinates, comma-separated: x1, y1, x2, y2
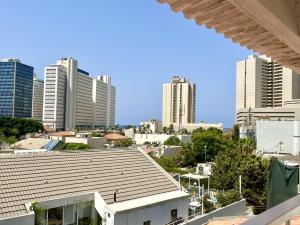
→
(171, 209, 177, 221)
(143, 221, 151, 225)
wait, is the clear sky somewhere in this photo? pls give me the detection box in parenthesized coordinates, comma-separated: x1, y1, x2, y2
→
(0, 1, 253, 128)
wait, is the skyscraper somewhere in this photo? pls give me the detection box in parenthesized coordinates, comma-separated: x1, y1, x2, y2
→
(162, 76, 196, 130)
(236, 55, 300, 113)
(43, 58, 116, 131)
(0, 59, 33, 118)
(31, 75, 44, 121)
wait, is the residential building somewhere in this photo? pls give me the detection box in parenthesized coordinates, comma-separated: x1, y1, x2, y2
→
(0, 149, 189, 225)
(144, 145, 182, 158)
(256, 120, 300, 156)
(10, 138, 62, 151)
(64, 132, 107, 149)
(0, 58, 34, 118)
(162, 76, 222, 132)
(140, 118, 162, 133)
(236, 55, 300, 113)
(31, 75, 44, 121)
(162, 76, 196, 129)
(236, 107, 300, 126)
(93, 76, 116, 129)
(134, 133, 191, 145)
(43, 58, 116, 131)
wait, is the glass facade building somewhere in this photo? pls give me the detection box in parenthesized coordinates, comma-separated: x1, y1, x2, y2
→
(0, 59, 34, 118)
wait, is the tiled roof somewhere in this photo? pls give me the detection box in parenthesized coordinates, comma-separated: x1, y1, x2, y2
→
(105, 133, 127, 140)
(49, 131, 75, 137)
(0, 149, 179, 219)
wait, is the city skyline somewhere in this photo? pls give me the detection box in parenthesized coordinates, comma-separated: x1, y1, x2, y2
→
(0, 1, 254, 127)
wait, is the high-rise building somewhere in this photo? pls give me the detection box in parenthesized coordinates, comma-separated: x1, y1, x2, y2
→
(43, 58, 116, 131)
(92, 76, 116, 129)
(236, 55, 300, 112)
(31, 75, 44, 121)
(0, 59, 34, 118)
(162, 76, 196, 129)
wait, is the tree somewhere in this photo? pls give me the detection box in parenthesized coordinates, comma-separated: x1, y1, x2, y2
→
(239, 155, 269, 213)
(232, 124, 240, 141)
(164, 136, 181, 146)
(116, 138, 133, 147)
(211, 148, 270, 214)
(180, 128, 189, 134)
(62, 143, 91, 150)
(211, 148, 242, 190)
(236, 138, 255, 156)
(162, 127, 168, 133)
(168, 124, 174, 134)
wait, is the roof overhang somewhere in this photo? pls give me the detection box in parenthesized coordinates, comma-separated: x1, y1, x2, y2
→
(106, 190, 190, 214)
(158, 0, 300, 73)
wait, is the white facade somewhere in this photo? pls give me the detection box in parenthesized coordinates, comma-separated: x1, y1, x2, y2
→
(43, 65, 67, 131)
(236, 107, 300, 125)
(236, 55, 300, 114)
(162, 76, 196, 129)
(43, 58, 116, 131)
(256, 120, 300, 156)
(140, 119, 162, 133)
(31, 76, 44, 121)
(134, 133, 191, 145)
(173, 122, 224, 132)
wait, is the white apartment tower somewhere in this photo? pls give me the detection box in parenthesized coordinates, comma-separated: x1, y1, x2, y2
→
(162, 76, 196, 129)
(92, 76, 116, 129)
(43, 58, 116, 131)
(236, 55, 300, 113)
(31, 75, 44, 121)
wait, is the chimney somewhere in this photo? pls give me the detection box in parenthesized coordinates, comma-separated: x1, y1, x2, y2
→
(114, 189, 118, 203)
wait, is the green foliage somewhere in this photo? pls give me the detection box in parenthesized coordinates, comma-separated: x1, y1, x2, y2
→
(0, 135, 17, 144)
(211, 148, 270, 213)
(168, 124, 174, 134)
(232, 124, 240, 141)
(152, 156, 188, 174)
(211, 148, 242, 190)
(181, 128, 226, 166)
(0, 117, 43, 138)
(115, 138, 133, 147)
(92, 132, 103, 137)
(62, 143, 91, 150)
(203, 194, 216, 213)
(32, 202, 45, 225)
(216, 190, 240, 207)
(164, 136, 181, 146)
(180, 128, 189, 134)
(162, 127, 168, 133)
(239, 155, 269, 210)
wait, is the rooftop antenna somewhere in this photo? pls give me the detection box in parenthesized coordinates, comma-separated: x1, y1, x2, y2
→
(114, 189, 118, 203)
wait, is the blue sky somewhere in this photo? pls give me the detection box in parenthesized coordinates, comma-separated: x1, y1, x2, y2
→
(0, 1, 253, 128)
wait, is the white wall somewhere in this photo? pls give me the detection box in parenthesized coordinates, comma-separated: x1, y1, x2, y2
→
(0, 214, 34, 225)
(113, 198, 189, 225)
(134, 134, 191, 145)
(256, 121, 300, 155)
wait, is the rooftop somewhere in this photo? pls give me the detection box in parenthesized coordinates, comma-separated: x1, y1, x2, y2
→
(105, 133, 127, 140)
(0, 149, 180, 219)
(10, 138, 51, 150)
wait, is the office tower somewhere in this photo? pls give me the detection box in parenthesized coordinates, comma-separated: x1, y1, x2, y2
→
(31, 75, 44, 121)
(43, 58, 116, 131)
(92, 76, 116, 129)
(0, 59, 33, 118)
(162, 76, 196, 129)
(236, 55, 300, 112)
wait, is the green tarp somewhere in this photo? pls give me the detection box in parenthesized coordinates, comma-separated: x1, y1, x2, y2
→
(267, 159, 299, 209)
